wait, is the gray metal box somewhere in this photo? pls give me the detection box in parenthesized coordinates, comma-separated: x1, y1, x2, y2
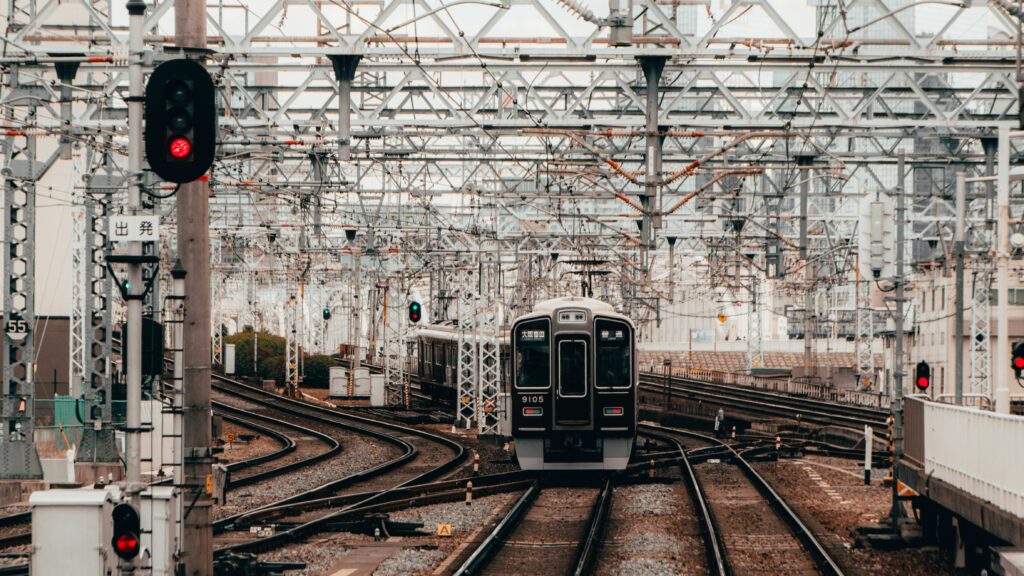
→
(31, 488, 119, 575)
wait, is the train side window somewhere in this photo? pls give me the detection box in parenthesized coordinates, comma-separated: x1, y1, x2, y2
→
(557, 339, 588, 398)
(595, 318, 632, 389)
(514, 319, 550, 390)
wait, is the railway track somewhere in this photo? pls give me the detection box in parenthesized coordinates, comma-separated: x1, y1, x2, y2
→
(0, 407, 308, 555)
(639, 373, 888, 429)
(453, 478, 612, 576)
(640, 423, 846, 576)
(210, 400, 341, 493)
(210, 372, 467, 556)
(0, 409, 318, 576)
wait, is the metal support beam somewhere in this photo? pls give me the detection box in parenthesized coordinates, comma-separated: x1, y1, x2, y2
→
(746, 268, 764, 373)
(478, 249, 501, 435)
(328, 54, 361, 163)
(456, 261, 478, 430)
(638, 55, 666, 273)
(0, 67, 43, 478)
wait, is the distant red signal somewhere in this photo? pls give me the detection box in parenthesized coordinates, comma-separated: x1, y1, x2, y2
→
(169, 137, 192, 159)
(1013, 342, 1024, 377)
(914, 361, 930, 391)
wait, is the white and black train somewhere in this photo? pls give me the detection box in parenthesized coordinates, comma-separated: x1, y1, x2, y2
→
(415, 296, 637, 470)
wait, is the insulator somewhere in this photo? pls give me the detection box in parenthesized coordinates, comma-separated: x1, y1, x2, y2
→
(112, 46, 130, 67)
(554, 0, 596, 23)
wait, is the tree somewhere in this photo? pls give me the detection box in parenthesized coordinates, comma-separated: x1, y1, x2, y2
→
(303, 354, 334, 388)
(224, 330, 286, 383)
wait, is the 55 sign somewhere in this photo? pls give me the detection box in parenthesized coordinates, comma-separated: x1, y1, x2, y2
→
(5, 317, 28, 342)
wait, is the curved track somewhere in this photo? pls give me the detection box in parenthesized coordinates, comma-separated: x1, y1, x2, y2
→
(640, 423, 846, 576)
(211, 373, 466, 556)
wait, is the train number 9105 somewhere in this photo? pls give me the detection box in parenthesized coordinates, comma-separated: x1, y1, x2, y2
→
(520, 395, 544, 404)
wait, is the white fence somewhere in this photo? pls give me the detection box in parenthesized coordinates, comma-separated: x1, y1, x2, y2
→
(916, 399, 1024, 519)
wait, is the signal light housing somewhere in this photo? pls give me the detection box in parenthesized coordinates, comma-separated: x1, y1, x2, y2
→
(111, 503, 141, 560)
(145, 58, 216, 184)
(1013, 342, 1024, 378)
(408, 301, 422, 324)
(914, 361, 931, 391)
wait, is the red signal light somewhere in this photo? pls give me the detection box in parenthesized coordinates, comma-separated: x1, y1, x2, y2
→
(114, 533, 139, 557)
(1014, 357, 1024, 369)
(916, 376, 929, 389)
(169, 136, 192, 159)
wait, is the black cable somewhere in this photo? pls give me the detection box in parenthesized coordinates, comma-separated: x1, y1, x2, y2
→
(144, 182, 182, 199)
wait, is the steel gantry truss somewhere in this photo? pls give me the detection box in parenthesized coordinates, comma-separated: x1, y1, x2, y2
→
(970, 266, 992, 400)
(3, 0, 1024, 476)
(75, 141, 120, 463)
(855, 279, 875, 390)
(477, 248, 502, 436)
(0, 70, 44, 478)
(746, 270, 764, 373)
(456, 262, 478, 430)
(285, 292, 301, 398)
(383, 277, 408, 408)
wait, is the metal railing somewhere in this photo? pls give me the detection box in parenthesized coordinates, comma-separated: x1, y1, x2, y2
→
(642, 364, 891, 410)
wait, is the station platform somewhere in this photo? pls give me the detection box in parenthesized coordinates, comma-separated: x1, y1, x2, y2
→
(900, 396, 1024, 569)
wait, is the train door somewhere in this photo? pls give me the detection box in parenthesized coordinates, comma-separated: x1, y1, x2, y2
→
(554, 335, 590, 426)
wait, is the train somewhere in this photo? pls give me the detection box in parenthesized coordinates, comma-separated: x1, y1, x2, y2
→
(415, 296, 637, 471)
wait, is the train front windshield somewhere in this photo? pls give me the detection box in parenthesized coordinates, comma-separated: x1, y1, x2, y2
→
(515, 319, 550, 389)
(596, 319, 631, 388)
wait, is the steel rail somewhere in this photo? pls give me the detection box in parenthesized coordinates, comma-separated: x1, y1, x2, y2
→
(639, 375, 887, 429)
(211, 372, 466, 555)
(568, 478, 613, 576)
(643, 372, 889, 420)
(210, 401, 339, 490)
(639, 427, 730, 576)
(452, 481, 541, 576)
(640, 423, 846, 576)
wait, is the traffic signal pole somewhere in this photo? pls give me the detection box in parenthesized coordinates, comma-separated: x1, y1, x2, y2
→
(175, 0, 214, 572)
(122, 0, 146, 572)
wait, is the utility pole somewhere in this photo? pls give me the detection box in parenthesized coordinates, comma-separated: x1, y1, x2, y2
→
(891, 153, 906, 531)
(996, 126, 1011, 414)
(176, 0, 214, 571)
(954, 172, 966, 405)
(798, 155, 814, 381)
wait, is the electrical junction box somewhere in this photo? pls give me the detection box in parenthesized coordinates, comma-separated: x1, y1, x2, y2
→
(142, 486, 178, 576)
(31, 487, 121, 576)
(370, 374, 386, 406)
(225, 343, 236, 375)
(329, 366, 348, 397)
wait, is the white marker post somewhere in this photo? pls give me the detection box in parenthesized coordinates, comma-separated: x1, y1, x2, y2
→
(864, 425, 873, 485)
